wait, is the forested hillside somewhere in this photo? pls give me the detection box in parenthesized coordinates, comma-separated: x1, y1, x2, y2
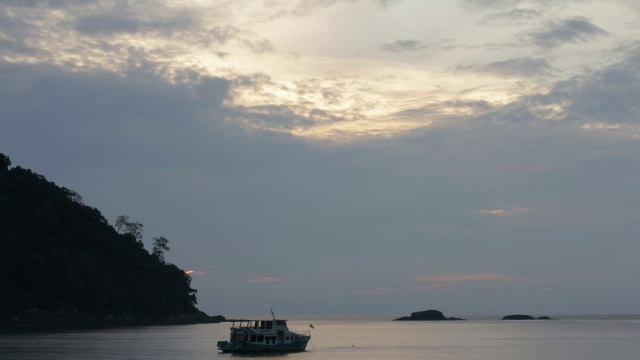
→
(0, 153, 203, 325)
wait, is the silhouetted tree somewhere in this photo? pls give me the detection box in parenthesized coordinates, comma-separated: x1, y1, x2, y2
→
(0, 154, 10, 170)
(152, 236, 170, 263)
(62, 187, 83, 204)
(115, 215, 144, 246)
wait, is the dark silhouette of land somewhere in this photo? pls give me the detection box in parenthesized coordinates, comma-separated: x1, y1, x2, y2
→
(502, 314, 554, 320)
(394, 310, 466, 321)
(0, 153, 223, 332)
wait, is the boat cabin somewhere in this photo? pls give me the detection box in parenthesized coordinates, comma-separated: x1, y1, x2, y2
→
(227, 319, 305, 345)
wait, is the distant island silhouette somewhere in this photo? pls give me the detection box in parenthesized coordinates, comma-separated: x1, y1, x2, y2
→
(394, 310, 466, 321)
(502, 314, 554, 320)
(0, 153, 224, 332)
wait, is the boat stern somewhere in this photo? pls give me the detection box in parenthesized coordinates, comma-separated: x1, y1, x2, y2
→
(217, 340, 242, 353)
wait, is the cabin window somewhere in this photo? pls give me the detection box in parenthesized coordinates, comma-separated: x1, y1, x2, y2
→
(250, 335, 256, 342)
(266, 321, 273, 329)
(230, 335, 236, 342)
(257, 335, 264, 342)
(276, 320, 286, 326)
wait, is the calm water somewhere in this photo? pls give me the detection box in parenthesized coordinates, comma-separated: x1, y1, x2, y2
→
(2, 316, 640, 359)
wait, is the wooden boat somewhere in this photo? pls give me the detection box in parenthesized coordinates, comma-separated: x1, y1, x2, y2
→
(217, 310, 311, 353)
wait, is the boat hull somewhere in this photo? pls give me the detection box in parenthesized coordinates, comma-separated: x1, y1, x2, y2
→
(217, 339, 309, 353)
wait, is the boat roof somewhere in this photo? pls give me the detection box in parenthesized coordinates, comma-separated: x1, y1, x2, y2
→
(224, 319, 287, 322)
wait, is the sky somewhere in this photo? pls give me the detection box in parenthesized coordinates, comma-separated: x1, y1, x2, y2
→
(1, 0, 640, 317)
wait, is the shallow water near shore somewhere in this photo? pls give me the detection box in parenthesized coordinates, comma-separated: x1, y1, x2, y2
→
(2, 316, 640, 359)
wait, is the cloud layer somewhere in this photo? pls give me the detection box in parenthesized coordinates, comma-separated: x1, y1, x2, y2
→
(529, 17, 609, 48)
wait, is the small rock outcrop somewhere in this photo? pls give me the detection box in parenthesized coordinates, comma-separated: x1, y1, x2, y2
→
(502, 314, 535, 320)
(394, 309, 466, 321)
(502, 314, 554, 320)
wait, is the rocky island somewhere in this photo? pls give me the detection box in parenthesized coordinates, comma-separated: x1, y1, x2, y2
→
(394, 309, 466, 321)
(502, 314, 554, 320)
(0, 153, 224, 332)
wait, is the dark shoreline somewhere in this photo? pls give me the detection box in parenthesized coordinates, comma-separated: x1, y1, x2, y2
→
(0, 315, 225, 334)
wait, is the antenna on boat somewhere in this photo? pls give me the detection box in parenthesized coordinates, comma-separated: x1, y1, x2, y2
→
(270, 307, 276, 321)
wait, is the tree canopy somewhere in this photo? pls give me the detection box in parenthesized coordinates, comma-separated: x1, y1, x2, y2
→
(114, 215, 144, 246)
(152, 236, 171, 263)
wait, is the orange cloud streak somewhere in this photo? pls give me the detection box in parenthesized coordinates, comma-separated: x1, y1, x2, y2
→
(184, 270, 222, 276)
(248, 275, 283, 283)
(477, 207, 531, 217)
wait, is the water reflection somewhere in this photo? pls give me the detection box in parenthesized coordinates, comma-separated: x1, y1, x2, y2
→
(1, 318, 640, 360)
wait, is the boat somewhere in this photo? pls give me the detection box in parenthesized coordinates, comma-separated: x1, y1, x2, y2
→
(216, 310, 311, 353)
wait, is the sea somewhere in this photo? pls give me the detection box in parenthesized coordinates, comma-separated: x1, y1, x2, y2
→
(2, 315, 640, 359)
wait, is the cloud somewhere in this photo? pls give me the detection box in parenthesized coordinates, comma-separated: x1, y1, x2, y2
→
(185, 270, 222, 276)
(477, 207, 531, 216)
(74, 10, 199, 36)
(0, 38, 36, 57)
(0, 0, 92, 8)
(248, 275, 284, 283)
(234, 104, 320, 131)
(478, 209, 509, 216)
(0, 0, 273, 71)
(377, 0, 400, 8)
(461, 0, 525, 10)
(381, 39, 426, 52)
(276, 0, 400, 17)
(415, 273, 521, 282)
(391, 99, 495, 122)
(461, 0, 579, 11)
(457, 57, 553, 78)
(480, 8, 542, 25)
(0, 59, 235, 170)
(0, 0, 629, 140)
(529, 17, 609, 48)
(474, 43, 640, 127)
(542, 51, 640, 125)
(205, 26, 275, 53)
(75, 14, 143, 35)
